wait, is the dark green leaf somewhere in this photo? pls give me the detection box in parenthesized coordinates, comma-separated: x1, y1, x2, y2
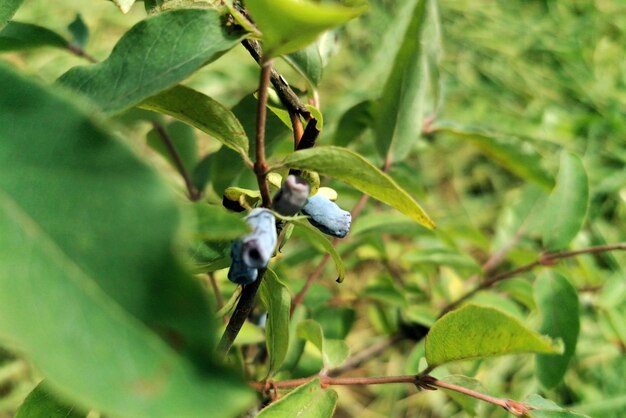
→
(0, 21, 67, 51)
(434, 124, 554, 189)
(246, 0, 366, 57)
(256, 378, 338, 418)
(146, 120, 198, 173)
(58, 9, 245, 115)
(285, 42, 323, 86)
(425, 304, 562, 367)
(333, 100, 374, 147)
(276, 146, 435, 229)
(373, 0, 428, 162)
(0, 64, 254, 418)
(259, 269, 291, 375)
(542, 152, 589, 250)
(15, 382, 84, 418)
(534, 272, 580, 389)
(292, 219, 346, 282)
(141, 85, 250, 158)
(0, 0, 24, 29)
(67, 14, 89, 49)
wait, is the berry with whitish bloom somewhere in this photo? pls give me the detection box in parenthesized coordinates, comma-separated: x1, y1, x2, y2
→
(272, 174, 310, 216)
(302, 193, 351, 238)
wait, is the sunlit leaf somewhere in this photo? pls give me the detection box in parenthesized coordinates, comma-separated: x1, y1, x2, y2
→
(0, 0, 24, 29)
(292, 219, 345, 282)
(297, 320, 350, 369)
(109, 0, 136, 14)
(15, 382, 83, 418)
(259, 269, 291, 375)
(524, 394, 591, 418)
(425, 304, 562, 367)
(256, 378, 338, 418)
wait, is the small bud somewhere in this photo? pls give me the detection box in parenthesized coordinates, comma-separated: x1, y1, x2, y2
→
(241, 208, 277, 268)
(227, 239, 258, 285)
(272, 175, 310, 216)
(302, 194, 351, 238)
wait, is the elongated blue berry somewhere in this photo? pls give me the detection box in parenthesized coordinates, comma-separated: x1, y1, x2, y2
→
(272, 174, 310, 216)
(227, 239, 258, 285)
(302, 194, 351, 238)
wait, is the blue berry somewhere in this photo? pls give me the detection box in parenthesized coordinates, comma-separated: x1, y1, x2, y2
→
(272, 174, 310, 216)
(302, 194, 351, 238)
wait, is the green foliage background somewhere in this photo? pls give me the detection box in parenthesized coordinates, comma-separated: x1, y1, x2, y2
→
(0, 0, 625, 417)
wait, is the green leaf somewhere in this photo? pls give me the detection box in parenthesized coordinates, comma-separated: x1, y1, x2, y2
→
(189, 203, 249, 241)
(141, 85, 250, 158)
(434, 124, 554, 190)
(110, 0, 136, 14)
(147, 120, 198, 173)
(256, 378, 338, 418)
(58, 9, 245, 115)
(297, 320, 350, 369)
(542, 152, 589, 250)
(259, 269, 291, 375)
(333, 100, 374, 147)
(246, 0, 366, 57)
(425, 304, 561, 367)
(292, 219, 346, 283)
(15, 382, 84, 418)
(187, 240, 230, 273)
(534, 272, 580, 389)
(0, 0, 23, 29)
(373, 0, 428, 162)
(285, 42, 323, 86)
(524, 394, 591, 418)
(0, 21, 67, 51)
(438, 375, 485, 416)
(276, 146, 435, 229)
(0, 64, 254, 418)
(67, 14, 89, 49)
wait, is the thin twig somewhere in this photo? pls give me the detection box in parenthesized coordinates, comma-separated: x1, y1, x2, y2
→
(440, 242, 626, 316)
(328, 335, 402, 377)
(289, 111, 304, 149)
(255, 61, 273, 208)
(151, 120, 201, 201)
(67, 43, 98, 63)
(207, 272, 224, 312)
(250, 374, 532, 416)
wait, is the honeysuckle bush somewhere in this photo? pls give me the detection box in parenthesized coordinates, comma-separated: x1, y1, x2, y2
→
(0, 0, 625, 417)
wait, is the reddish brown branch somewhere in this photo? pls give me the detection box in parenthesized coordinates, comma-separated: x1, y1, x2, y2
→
(254, 61, 273, 209)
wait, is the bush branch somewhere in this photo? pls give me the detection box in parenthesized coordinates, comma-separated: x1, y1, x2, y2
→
(254, 61, 273, 208)
(151, 120, 201, 201)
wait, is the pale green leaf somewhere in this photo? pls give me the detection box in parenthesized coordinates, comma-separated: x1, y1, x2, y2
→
(542, 152, 589, 250)
(246, 0, 366, 57)
(0, 0, 23, 29)
(373, 0, 428, 162)
(141, 85, 250, 158)
(439, 375, 485, 416)
(276, 146, 435, 229)
(259, 269, 291, 375)
(434, 124, 554, 190)
(0, 21, 67, 51)
(425, 304, 561, 367)
(524, 394, 591, 418)
(58, 9, 245, 115)
(297, 320, 350, 369)
(256, 378, 338, 418)
(0, 64, 254, 418)
(292, 219, 346, 282)
(15, 382, 83, 418)
(534, 272, 580, 389)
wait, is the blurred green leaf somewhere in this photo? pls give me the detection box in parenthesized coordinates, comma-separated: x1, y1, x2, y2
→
(260, 269, 291, 376)
(58, 9, 245, 115)
(187, 240, 230, 273)
(524, 394, 590, 418)
(425, 305, 561, 367)
(292, 219, 345, 283)
(434, 124, 554, 189)
(297, 320, 349, 369)
(0, 21, 67, 51)
(285, 42, 323, 86)
(373, 0, 428, 162)
(0, 0, 23, 29)
(15, 382, 83, 418)
(256, 378, 338, 418)
(439, 375, 485, 416)
(404, 247, 481, 273)
(534, 272, 580, 389)
(190, 203, 249, 241)
(0, 64, 253, 418)
(67, 14, 88, 49)
(333, 100, 373, 147)
(147, 120, 197, 173)
(246, 0, 366, 57)
(542, 152, 589, 250)
(277, 146, 435, 229)
(141, 85, 250, 158)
